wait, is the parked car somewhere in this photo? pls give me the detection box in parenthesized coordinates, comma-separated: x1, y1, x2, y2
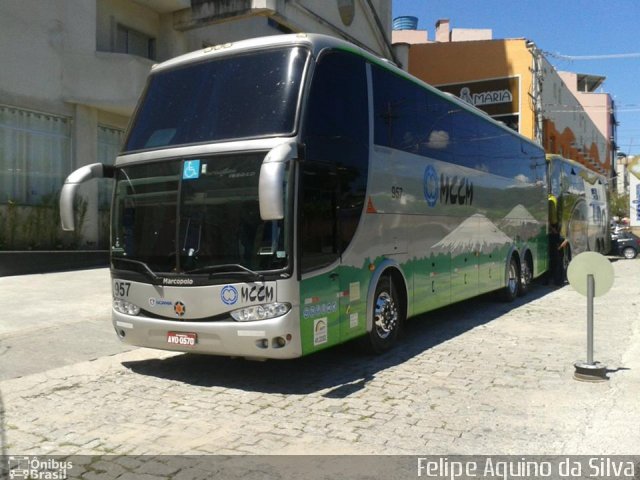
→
(610, 230, 640, 259)
(610, 222, 628, 240)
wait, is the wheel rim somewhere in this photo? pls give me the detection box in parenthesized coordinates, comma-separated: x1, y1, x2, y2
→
(374, 291, 398, 339)
(507, 261, 518, 295)
(624, 247, 635, 259)
(521, 262, 531, 287)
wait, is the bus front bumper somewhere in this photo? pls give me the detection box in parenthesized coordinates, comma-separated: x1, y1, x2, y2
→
(112, 310, 303, 359)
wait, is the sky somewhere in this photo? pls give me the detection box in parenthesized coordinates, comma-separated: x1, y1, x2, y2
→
(391, 0, 640, 157)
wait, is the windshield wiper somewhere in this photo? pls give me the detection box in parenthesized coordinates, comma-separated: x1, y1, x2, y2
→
(112, 257, 161, 283)
(187, 263, 264, 281)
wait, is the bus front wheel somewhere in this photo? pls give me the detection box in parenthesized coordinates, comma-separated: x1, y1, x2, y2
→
(361, 276, 403, 353)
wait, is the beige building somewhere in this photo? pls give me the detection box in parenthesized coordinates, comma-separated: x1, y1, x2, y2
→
(0, 0, 392, 252)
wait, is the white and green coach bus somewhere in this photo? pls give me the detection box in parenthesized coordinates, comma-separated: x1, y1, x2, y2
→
(547, 154, 610, 259)
(60, 33, 548, 359)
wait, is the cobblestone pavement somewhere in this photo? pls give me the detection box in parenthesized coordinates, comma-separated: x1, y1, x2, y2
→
(1, 259, 639, 460)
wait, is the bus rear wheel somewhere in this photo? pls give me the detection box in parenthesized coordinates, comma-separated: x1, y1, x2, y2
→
(561, 246, 571, 284)
(361, 276, 402, 353)
(500, 256, 520, 302)
(518, 255, 533, 296)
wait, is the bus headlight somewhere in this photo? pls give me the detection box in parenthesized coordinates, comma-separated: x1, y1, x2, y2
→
(230, 302, 291, 322)
(113, 299, 141, 316)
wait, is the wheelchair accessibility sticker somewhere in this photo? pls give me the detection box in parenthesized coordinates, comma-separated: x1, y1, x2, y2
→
(183, 160, 201, 180)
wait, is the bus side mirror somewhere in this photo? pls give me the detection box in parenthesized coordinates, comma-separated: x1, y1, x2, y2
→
(259, 142, 296, 221)
(60, 163, 113, 231)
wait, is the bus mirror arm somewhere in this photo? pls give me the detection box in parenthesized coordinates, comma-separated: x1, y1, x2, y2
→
(60, 163, 114, 231)
(259, 143, 296, 221)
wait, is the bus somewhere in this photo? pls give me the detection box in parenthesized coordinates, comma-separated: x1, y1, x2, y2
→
(547, 154, 610, 269)
(60, 33, 549, 359)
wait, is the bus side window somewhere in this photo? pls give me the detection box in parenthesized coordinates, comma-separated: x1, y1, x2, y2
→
(299, 163, 339, 272)
(300, 50, 369, 271)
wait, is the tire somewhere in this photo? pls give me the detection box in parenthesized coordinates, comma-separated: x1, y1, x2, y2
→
(560, 246, 571, 285)
(518, 256, 532, 297)
(361, 276, 403, 353)
(623, 247, 637, 259)
(500, 256, 520, 302)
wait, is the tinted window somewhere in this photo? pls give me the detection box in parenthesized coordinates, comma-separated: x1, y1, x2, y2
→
(111, 161, 180, 272)
(372, 65, 544, 182)
(124, 47, 308, 152)
(301, 50, 369, 266)
(111, 153, 290, 274)
(303, 51, 369, 174)
(299, 163, 339, 272)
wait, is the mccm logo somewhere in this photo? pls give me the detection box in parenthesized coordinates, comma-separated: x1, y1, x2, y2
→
(221, 285, 238, 305)
(423, 164, 439, 207)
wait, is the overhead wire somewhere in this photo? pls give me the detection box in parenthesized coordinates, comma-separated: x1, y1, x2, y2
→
(542, 51, 640, 61)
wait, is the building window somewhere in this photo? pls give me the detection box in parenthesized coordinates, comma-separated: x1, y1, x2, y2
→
(0, 105, 72, 205)
(115, 24, 155, 60)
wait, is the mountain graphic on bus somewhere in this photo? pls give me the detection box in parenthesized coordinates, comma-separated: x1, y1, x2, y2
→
(500, 204, 539, 227)
(431, 213, 512, 254)
(499, 204, 541, 240)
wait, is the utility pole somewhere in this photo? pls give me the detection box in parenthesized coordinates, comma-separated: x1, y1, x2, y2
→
(527, 40, 545, 146)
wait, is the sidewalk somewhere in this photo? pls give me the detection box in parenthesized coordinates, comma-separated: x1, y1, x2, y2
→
(0, 268, 134, 380)
(0, 259, 639, 456)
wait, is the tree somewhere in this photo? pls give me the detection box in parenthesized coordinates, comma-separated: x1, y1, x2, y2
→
(610, 190, 630, 219)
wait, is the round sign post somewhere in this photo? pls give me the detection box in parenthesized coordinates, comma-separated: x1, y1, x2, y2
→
(566, 252, 614, 382)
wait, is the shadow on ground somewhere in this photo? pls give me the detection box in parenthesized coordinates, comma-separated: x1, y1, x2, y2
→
(123, 282, 557, 396)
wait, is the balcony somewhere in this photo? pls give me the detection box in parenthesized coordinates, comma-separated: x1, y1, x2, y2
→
(131, 0, 190, 14)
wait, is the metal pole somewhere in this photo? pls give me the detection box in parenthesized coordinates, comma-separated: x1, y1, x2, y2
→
(587, 274, 595, 364)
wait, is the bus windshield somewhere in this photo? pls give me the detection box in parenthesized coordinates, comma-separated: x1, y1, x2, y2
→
(111, 153, 290, 276)
(124, 46, 308, 152)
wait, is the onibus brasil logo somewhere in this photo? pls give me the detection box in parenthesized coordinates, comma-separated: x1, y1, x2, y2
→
(7, 456, 73, 479)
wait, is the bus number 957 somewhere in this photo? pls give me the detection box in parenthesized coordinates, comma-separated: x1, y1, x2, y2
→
(113, 281, 131, 298)
(391, 186, 403, 199)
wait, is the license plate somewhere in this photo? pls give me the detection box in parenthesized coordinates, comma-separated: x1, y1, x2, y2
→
(167, 332, 197, 347)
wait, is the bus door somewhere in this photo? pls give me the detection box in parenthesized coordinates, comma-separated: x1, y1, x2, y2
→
(298, 161, 343, 354)
(297, 49, 369, 353)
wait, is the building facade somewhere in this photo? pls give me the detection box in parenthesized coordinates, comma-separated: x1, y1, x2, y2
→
(0, 0, 391, 252)
(627, 156, 640, 228)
